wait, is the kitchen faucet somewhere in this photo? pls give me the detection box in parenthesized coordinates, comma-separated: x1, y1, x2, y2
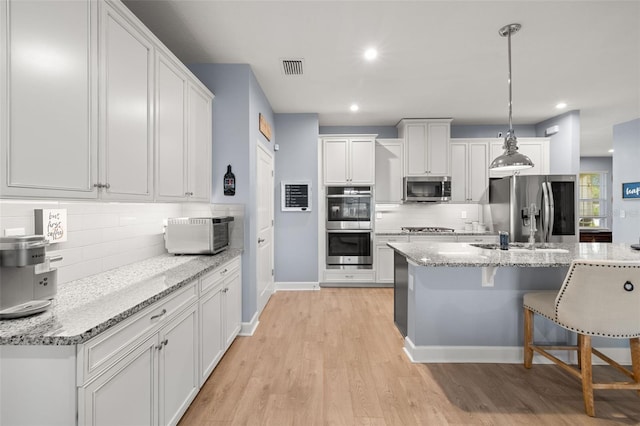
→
(527, 203, 537, 249)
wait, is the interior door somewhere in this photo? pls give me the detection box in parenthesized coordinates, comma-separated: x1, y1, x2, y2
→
(256, 143, 274, 314)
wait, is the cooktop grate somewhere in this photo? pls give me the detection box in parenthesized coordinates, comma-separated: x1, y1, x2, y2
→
(401, 226, 455, 233)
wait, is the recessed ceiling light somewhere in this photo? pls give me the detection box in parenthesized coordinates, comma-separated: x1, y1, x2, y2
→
(350, 104, 359, 112)
(364, 48, 377, 61)
(555, 102, 567, 109)
(608, 149, 614, 153)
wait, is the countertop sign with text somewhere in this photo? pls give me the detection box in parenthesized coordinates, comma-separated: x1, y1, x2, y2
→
(35, 208, 68, 243)
(622, 182, 640, 199)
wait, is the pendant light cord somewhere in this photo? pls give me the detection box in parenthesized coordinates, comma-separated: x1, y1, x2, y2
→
(507, 28, 514, 135)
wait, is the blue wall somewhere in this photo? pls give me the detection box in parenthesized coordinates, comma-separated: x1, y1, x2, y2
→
(188, 63, 275, 323)
(274, 114, 320, 283)
(188, 64, 251, 203)
(612, 118, 640, 243)
(535, 110, 580, 175)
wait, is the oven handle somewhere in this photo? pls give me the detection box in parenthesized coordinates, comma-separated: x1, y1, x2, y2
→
(326, 229, 373, 233)
(326, 194, 371, 198)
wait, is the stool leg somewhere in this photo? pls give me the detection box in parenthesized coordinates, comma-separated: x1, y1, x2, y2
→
(524, 307, 534, 368)
(631, 337, 640, 397)
(580, 334, 595, 417)
(577, 334, 583, 369)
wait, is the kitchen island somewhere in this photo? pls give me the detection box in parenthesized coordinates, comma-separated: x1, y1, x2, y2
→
(388, 241, 640, 364)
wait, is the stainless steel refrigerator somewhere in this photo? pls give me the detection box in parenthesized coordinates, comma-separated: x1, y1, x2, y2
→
(489, 174, 578, 243)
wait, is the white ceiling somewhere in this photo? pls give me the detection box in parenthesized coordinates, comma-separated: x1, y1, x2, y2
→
(123, 0, 640, 157)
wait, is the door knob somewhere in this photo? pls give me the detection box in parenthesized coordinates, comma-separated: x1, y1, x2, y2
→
(258, 238, 265, 244)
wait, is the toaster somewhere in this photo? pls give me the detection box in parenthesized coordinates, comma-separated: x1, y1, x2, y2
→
(165, 217, 233, 255)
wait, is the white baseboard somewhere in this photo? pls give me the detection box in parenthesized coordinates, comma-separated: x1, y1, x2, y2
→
(275, 281, 320, 291)
(239, 311, 260, 336)
(404, 337, 633, 365)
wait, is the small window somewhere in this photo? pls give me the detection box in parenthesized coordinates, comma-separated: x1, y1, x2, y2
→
(579, 172, 609, 228)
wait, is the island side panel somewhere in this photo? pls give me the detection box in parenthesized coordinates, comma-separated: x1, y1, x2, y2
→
(393, 251, 409, 337)
(406, 266, 571, 361)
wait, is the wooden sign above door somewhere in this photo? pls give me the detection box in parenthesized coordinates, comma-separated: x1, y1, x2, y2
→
(259, 113, 272, 141)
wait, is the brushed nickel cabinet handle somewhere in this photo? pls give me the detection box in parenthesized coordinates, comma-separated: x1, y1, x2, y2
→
(150, 309, 167, 320)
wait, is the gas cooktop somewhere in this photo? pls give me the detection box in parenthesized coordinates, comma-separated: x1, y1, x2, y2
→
(401, 226, 455, 233)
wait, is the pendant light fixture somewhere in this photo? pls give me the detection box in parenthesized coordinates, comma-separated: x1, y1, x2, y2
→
(489, 23, 534, 171)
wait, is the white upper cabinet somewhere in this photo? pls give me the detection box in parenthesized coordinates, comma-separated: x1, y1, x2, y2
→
(0, 0, 98, 198)
(450, 140, 489, 203)
(323, 135, 375, 185)
(187, 83, 212, 202)
(397, 119, 452, 177)
(375, 139, 404, 203)
(156, 53, 188, 201)
(99, 2, 154, 200)
(155, 55, 212, 203)
(489, 137, 550, 178)
(1, 0, 213, 202)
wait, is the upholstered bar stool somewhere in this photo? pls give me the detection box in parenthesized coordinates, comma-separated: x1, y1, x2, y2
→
(523, 259, 640, 417)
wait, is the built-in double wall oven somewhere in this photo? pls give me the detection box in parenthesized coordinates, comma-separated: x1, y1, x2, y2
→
(326, 186, 373, 268)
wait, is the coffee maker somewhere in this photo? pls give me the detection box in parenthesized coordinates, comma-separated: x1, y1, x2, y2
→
(0, 235, 62, 319)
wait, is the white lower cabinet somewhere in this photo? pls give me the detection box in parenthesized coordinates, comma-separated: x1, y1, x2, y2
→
(73, 256, 242, 426)
(80, 333, 157, 426)
(159, 304, 199, 426)
(199, 257, 242, 385)
(375, 235, 409, 283)
(79, 293, 199, 426)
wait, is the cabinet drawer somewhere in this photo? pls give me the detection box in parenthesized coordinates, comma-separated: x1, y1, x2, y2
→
(78, 281, 197, 385)
(200, 257, 241, 294)
(375, 235, 409, 244)
(324, 270, 375, 282)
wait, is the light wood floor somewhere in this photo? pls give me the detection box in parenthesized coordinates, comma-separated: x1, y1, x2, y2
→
(179, 288, 640, 425)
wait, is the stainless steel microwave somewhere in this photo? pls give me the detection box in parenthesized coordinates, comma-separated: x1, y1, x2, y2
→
(403, 176, 451, 202)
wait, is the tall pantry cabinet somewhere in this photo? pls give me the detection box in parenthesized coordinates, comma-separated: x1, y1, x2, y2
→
(0, 0, 213, 202)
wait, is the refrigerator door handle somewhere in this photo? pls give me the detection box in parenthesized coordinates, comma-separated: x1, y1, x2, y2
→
(546, 182, 555, 242)
(541, 182, 550, 242)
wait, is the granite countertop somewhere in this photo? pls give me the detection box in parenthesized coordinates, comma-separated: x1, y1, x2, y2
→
(376, 230, 497, 237)
(388, 242, 640, 267)
(0, 249, 242, 346)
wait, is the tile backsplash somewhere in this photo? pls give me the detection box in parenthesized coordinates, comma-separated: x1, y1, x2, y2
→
(375, 202, 486, 231)
(0, 200, 244, 285)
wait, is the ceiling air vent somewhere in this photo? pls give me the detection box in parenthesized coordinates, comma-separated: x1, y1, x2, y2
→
(281, 58, 304, 76)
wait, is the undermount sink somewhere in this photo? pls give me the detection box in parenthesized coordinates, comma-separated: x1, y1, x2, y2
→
(470, 243, 569, 253)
